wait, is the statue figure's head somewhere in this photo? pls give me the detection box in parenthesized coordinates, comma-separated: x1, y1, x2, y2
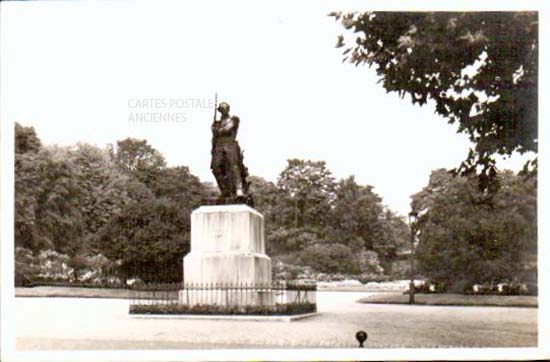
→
(217, 102, 230, 115)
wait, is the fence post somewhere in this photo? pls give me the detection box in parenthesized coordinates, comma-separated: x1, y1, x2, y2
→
(225, 283, 229, 306)
(185, 283, 189, 305)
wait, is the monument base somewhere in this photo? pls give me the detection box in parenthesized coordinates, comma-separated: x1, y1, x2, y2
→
(183, 204, 272, 286)
(183, 252, 271, 285)
(181, 204, 272, 306)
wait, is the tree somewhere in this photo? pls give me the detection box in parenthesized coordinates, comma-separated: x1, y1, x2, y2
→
(298, 243, 361, 275)
(95, 198, 189, 282)
(277, 159, 336, 229)
(113, 138, 166, 172)
(14, 125, 210, 282)
(329, 176, 408, 271)
(247, 175, 282, 222)
(15, 137, 89, 255)
(268, 227, 320, 254)
(374, 209, 410, 272)
(15, 131, 91, 254)
(411, 168, 537, 291)
(331, 12, 538, 188)
(15, 140, 155, 256)
(15, 123, 41, 154)
(92, 160, 206, 282)
(65, 143, 152, 238)
(112, 138, 166, 189)
(31, 146, 86, 255)
(15, 154, 44, 250)
(270, 160, 337, 257)
(247, 175, 287, 246)
(150, 166, 207, 208)
(329, 176, 384, 250)
(15, 123, 46, 250)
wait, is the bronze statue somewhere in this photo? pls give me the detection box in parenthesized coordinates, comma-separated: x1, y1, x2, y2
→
(210, 99, 253, 205)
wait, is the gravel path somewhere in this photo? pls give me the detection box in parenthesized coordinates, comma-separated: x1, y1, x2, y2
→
(15, 292, 537, 350)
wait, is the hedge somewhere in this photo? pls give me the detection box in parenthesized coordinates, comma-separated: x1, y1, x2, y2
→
(21, 280, 128, 289)
(129, 302, 317, 315)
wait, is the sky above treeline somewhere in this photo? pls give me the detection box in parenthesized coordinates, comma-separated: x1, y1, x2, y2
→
(1, 1, 534, 216)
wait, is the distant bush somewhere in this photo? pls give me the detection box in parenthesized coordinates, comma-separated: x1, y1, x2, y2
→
(297, 243, 361, 274)
(129, 302, 317, 315)
(27, 280, 127, 289)
(466, 282, 536, 296)
(272, 260, 314, 281)
(14, 269, 33, 287)
(405, 280, 538, 295)
(272, 258, 388, 284)
(35, 249, 73, 281)
(14, 247, 39, 286)
(354, 250, 383, 274)
(357, 274, 392, 284)
(94, 198, 188, 283)
(526, 283, 538, 296)
(413, 281, 446, 294)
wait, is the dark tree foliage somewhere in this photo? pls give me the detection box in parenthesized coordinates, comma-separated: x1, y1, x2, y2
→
(269, 227, 321, 254)
(328, 176, 408, 272)
(329, 176, 384, 250)
(93, 159, 207, 282)
(32, 149, 86, 255)
(15, 123, 41, 154)
(14, 124, 208, 282)
(151, 166, 206, 207)
(95, 198, 189, 283)
(298, 243, 361, 275)
(247, 175, 281, 222)
(15, 123, 46, 250)
(277, 159, 336, 229)
(113, 138, 166, 172)
(112, 138, 167, 190)
(411, 169, 537, 291)
(13, 122, 412, 281)
(15, 135, 86, 255)
(331, 11, 538, 189)
(260, 166, 408, 274)
(247, 175, 284, 252)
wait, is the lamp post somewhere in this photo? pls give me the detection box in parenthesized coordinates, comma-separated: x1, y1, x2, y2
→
(408, 211, 418, 304)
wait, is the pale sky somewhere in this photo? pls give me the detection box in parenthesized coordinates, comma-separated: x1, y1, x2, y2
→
(0, 0, 536, 216)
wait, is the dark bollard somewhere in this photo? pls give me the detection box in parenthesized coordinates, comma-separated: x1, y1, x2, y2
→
(355, 330, 368, 348)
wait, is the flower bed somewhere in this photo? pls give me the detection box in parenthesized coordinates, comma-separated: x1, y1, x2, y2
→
(129, 302, 317, 315)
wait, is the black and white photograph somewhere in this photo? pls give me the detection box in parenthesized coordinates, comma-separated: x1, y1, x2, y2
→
(0, 0, 548, 361)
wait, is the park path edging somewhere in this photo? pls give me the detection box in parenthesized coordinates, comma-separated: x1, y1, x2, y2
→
(129, 312, 320, 322)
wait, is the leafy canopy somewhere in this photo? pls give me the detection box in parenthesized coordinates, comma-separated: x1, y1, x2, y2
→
(411, 169, 537, 291)
(331, 12, 538, 188)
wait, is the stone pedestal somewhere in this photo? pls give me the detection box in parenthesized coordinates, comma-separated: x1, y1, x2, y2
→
(183, 204, 272, 286)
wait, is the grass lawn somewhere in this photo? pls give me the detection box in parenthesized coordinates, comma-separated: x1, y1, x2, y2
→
(358, 292, 538, 307)
(15, 286, 129, 299)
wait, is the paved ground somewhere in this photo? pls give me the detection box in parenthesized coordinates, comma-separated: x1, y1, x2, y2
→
(15, 292, 537, 350)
